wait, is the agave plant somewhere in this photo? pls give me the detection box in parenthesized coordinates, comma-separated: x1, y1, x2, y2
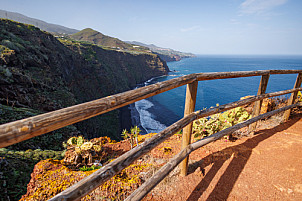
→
(122, 126, 141, 149)
(131, 126, 141, 147)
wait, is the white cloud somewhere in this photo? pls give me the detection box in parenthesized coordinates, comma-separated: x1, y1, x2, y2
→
(239, 0, 288, 15)
(180, 25, 201, 32)
(230, 19, 241, 25)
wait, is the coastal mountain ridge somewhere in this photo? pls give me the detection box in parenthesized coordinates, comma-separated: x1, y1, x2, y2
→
(71, 28, 195, 62)
(127, 41, 195, 61)
(0, 9, 194, 62)
(0, 9, 79, 34)
(70, 28, 150, 53)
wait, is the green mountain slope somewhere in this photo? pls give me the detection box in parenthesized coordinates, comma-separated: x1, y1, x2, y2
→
(0, 9, 79, 34)
(0, 19, 170, 201)
(71, 28, 149, 53)
(0, 19, 169, 145)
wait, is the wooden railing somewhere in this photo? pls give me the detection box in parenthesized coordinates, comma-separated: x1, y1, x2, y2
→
(0, 70, 301, 201)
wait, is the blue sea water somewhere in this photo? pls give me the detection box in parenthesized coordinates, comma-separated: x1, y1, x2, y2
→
(131, 55, 302, 134)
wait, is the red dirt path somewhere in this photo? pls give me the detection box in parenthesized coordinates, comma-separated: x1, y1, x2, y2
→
(143, 112, 302, 201)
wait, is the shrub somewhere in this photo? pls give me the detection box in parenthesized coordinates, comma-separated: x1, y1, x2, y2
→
(193, 106, 250, 140)
(121, 126, 141, 149)
(63, 136, 103, 168)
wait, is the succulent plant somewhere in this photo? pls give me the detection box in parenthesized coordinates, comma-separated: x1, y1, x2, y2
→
(80, 142, 93, 151)
(67, 137, 77, 146)
(93, 145, 102, 152)
(63, 136, 103, 168)
(76, 136, 84, 147)
(122, 126, 141, 149)
(297, 91, 302, 102)
(193, 107, 250, 140)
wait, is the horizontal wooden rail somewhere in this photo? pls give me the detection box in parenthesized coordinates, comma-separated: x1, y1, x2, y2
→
(0, 73, 196, 148)
(196, 69, 302, 81)
(1, 70, 301, 148)
(125, 102, 302, 201)
(49, 87, 302, 201)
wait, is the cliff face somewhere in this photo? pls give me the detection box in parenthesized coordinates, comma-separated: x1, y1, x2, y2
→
(0, 19, 169, 146)
(63, 40, 169, 96)
(61, 40, 169, 139)
(154, 52, 182, 62)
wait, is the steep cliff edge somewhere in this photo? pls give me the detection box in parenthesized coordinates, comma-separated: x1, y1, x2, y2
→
(0, 19, 169, 146)
(0, 19, 169, 200)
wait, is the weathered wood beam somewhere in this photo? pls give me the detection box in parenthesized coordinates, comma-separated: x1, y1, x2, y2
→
(269, 70, 302, 74)
(195, 87, 302, 119)
(125, 102, 301, 201)
(49, 87, 302, 201)
(180, 81, 198, 176)
(0, 74, 197, 148)
(196, 70, 302, 81)
(249, 74, 270, 133)
(283, 73, 302, 121)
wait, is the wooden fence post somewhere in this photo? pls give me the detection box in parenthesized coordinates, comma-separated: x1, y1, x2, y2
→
(180, 80, 198, 176)
(283, 73, 302, 121)
(249, 74, 270, 133)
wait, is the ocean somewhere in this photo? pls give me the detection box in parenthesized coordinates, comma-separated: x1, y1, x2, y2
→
(130, 55, 302, 134)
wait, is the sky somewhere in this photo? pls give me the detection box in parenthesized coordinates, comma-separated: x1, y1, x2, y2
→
(1, 0, 302, 55)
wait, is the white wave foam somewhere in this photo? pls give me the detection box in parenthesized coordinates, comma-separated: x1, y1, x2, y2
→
(135, 99, 166, 133)
(168, 74, 185, 77)
(130, 75, 169, 134)
(135, 99, 154, 110)
(144, 75, 167, 86)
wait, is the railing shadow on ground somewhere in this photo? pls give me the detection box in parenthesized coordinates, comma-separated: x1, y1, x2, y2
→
(186, 116, 300, 201)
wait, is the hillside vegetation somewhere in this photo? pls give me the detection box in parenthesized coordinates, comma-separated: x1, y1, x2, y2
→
(0, 18, 169, 144)
(127, 41, 195, 61)
(71, 28, 195, 62)
(70, 28, 150, 53)
(0, 9, 79, 34)
(0, 19, 169, 200)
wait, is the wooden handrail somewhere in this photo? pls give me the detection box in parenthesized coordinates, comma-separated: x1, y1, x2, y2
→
(49, 86, 302, 201)
(0, 73, 196, 148)
(1, 70, 301, 148)
(125, 102, 302, 201)
(196, 69, 302, 81)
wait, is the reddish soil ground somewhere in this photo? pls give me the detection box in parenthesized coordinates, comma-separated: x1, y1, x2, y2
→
(141, 111, 302, 201)
(20, 109, 302, 201)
